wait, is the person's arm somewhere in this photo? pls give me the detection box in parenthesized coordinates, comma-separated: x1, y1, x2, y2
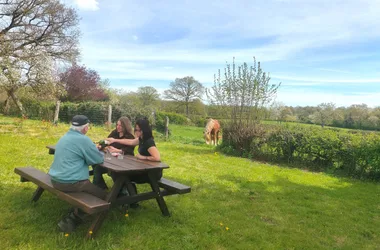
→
(84, 139, 104, 165)
(136, 146, 160, 162)
(106, 137, 139, 146)
(108, 145, 123, 154)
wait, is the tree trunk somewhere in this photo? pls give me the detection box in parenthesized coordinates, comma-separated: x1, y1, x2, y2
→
(3, 96, 11, 114)
(54, 100, 60, 124)
(8, 90, 24, 115)
(186, 102, 189, 117)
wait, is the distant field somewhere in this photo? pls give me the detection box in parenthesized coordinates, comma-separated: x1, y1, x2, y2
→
(262, 120, 379, 133)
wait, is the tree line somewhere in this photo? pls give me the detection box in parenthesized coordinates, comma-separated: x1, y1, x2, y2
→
(269, 102, 380, 131)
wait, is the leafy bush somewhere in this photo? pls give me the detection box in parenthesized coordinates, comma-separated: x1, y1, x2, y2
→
(59, 102, 110, 124)
(154, 111, 189, 132)
(0, 98, 55, 119)
(221, 123, 380, 180)
(188, 115, 208, 127)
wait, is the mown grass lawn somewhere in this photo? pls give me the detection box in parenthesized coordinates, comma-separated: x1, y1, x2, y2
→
(1, 115, 380, 249)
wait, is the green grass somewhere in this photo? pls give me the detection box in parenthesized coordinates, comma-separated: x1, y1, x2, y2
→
(1, 115, 380, 249)
(262, 120, 380, 133)
(165, 124, 206, 145)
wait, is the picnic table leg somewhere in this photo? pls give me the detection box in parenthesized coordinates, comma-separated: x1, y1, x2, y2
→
(32, 186, 44, 202)
(86, 175, 127, 239)
(86, 211, 108, 239)
(148, 171, 170, 216)
(108, 173, 127, 201)
(124, 176, 137, 196)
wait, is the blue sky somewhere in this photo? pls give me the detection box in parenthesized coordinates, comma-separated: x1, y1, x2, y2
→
(65, 0, 380, 107)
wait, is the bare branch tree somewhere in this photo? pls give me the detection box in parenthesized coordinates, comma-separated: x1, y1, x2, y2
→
(0, 0, 80, 114)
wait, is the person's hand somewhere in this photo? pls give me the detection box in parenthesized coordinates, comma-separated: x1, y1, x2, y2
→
(108, 146, 119, 153)
(106, 138, 116, 144)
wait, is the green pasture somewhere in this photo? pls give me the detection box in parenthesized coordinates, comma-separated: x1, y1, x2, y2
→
(262, 119, 379, 133)
(1, 115, 380, 249)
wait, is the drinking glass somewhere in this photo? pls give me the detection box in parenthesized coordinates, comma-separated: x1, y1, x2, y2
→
(117, 150, 124, 160)
(105, 148, 112, 160)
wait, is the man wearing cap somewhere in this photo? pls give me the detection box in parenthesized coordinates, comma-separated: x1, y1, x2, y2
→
(48, 115, 107, 232)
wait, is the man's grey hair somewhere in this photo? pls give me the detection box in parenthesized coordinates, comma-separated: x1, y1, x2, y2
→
(70, 123, 89, 132)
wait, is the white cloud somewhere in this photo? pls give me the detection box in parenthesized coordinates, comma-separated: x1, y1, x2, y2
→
(74, 0, 99, 11)
(73, 0, 380, 107)
(79, 0, 380, 66)
(277, 89, 380, 108)
(271, 75, 380, 84)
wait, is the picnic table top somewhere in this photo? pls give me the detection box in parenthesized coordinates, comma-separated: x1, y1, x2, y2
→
(46, 145, 169, 173)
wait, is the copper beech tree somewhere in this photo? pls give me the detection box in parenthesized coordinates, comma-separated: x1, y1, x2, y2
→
(0, 0, 80, 114)
(59, 64, 109, 102)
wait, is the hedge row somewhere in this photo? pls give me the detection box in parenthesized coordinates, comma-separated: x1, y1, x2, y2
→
(220, 124, 380, 180)
(2, 101, 133, 125)
(2, 101, 194, 127)
(154, 111, 190, 132)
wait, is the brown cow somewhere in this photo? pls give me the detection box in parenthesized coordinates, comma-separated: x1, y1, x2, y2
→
(204, 118, 221, 145)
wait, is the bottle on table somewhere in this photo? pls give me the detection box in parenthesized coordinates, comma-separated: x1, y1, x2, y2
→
(98, 139, 109, 150)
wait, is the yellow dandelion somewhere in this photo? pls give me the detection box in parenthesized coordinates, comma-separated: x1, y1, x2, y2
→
(220, 222, 223, 226)
(89, 231, 93, 235)
(125, 213, 129, 217)
(64, 233, 69, 237)
(214, 152, 218, 155)
(225, 227, 229, 231)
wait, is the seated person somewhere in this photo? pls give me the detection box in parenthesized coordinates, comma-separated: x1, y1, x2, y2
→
(93, 117, 135, 190)
(48, 115, 107, 232)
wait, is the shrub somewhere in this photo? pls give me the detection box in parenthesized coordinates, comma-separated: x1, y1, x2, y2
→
(189, 115, 208, 127)
(21, 99, 55, 120)
(59, 102, 109, 124)
(221, 123, 380, 180)
(154, 111, 189, 132)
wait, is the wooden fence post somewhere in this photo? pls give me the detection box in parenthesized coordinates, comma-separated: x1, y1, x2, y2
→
(53, 100, 60, 125)
(151, 110, 156, 129)
(165, 116, 169, 139)
(108, 104, 112, 130)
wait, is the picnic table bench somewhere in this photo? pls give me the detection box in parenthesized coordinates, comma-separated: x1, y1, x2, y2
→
(14, 167, 110, 215)
(14, 145, 191, 238)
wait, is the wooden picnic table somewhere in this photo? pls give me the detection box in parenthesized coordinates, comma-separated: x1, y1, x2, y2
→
(14, 145, 190, 238)
(45, 145, 189, 238)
